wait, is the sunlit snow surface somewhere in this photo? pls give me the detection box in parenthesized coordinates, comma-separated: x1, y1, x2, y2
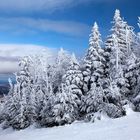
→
(0, 110, 140, 140)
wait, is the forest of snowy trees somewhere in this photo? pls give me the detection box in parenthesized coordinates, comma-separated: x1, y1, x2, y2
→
(0, 9, 140, 130)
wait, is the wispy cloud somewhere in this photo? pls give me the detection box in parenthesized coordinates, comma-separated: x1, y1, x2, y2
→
(0, 0, 112, 13)
(0, 44, 55, 74)
(0, 17, 89, 36)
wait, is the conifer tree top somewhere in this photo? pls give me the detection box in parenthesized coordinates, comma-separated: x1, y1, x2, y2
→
(114, 9, 121, 22)
(71, 53, 79, 65)
(89, 22, 102, 49)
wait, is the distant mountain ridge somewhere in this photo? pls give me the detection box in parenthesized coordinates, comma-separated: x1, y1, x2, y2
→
(0, 74, 15, 95)
(0, 84, 9, 95)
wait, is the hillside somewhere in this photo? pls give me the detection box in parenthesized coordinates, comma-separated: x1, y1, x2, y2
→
(0, 109, 140, 140)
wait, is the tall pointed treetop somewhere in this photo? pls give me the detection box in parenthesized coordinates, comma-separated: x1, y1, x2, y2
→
(89, 22, 102, 48)
(114, 9, 121, 22)
(70, 53, 79, 67)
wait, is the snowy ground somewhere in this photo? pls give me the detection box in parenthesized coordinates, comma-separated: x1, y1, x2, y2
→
(0, 110, 140, 140)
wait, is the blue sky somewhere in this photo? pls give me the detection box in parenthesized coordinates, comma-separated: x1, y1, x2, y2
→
(0, 0, 139, 76)
(0, 0, 139, 54)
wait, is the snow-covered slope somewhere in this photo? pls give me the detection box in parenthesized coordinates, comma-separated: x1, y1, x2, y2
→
(0, 111, 140, 140)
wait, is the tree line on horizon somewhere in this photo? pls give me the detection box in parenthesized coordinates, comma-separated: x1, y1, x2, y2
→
(0, 9, 140, 130)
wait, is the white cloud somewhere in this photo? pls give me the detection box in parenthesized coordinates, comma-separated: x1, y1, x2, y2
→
(0, 17, 89, 36)
(0, 0, 109, 13)
(0, 44, 55, 74)
(0, 0, 71, 12)
(0, 61, 18, 74)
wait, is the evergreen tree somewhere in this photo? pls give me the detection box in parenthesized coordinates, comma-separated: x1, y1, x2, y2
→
(39, 84, 55, 127)
(0, 78, 13, 123)
(63, 53, 84, 105)
(31, 54, 51, 122)
(40, 84, 78, 126)
(127, 55, 140, 111)
(82, 59, 92, 93)
(81, 21, 125, 121)
(83, 22, 105, 93)
(132, 18, 140, 111)
(81, 82, 125, 121)
(3, 83, 32, 129)
(81, 84, 104, 116)
(131, 17, 140, 57)
(124, 53, 139, 98)
(105, 10, 126, 80)
(52, 84, 79, 125)
(50, 48, 72, 93)
(105, 9, 135, 97)
(3, 56, 36, 129)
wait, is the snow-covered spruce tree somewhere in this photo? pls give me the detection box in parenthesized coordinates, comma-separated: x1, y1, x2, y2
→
(39, 83, 55, 127)
(82, 59, 92, 93)
(80, 84, 105, 122)
(105, 9, 135, 98)
(51, 84, 79, 126)
(81, 82, 125, 121)
(131, 18, 140, 111)
(82, 22, 105, 93)
(81, 21, 125, 121)
(124, 53, 140, 101)
(49, 48, 72, 94)
(30, 50, 72, 127)
(81, 22, 104, 119)
(17, 56, 36, 125)
(120, 15, 136, 101)
(0, 78, 14, 124)
(63, 53, 84, 106)
(105, 10, 125, 82)
(2, 83, 21, 129)
(31, 54, 51, 123)
(39, 52, 81, 126)
(132, 17, 140, 57)
(104, 34, 125, 103)
(89, 22, 105, 88)
(3, 56, 36, 129)
(40, 84, 78, 127)
(124, 54, 139, 97)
